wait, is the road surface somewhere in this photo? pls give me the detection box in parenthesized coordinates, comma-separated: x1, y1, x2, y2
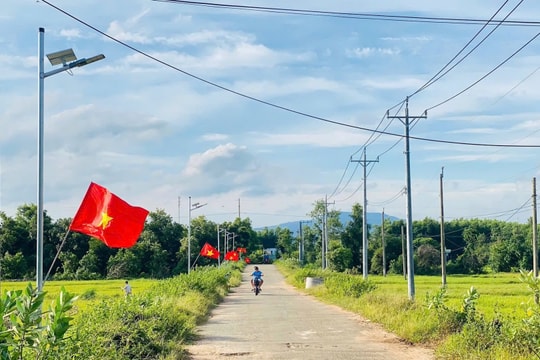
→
(187, 264, 434, 360)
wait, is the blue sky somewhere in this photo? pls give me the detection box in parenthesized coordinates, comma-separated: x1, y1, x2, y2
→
(2, 0, 540, 228)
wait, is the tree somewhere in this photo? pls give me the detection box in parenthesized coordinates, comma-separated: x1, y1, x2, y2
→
(140, 209, 184, 275)
(341, 203, 363, 270)
(309, 199, 343, 268)
(299, 225, 319, 265)
(415, 244, 440, 275)
(309, 200, 343, 240)
(273, 227, 293, 259)
(1, 252, 27, 279)
(327, 240, 353, 272)
(257, 228, 278, 250)
(370, 219, 404, 275)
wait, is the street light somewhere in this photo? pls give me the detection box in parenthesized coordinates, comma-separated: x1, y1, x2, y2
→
(37, 27, 104, 291)
(188, 196, 207, 273)
(217, 226, 228, 267)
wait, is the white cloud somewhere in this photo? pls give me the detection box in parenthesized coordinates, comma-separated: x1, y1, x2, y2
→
(252, 130, 371, 148)
(107, 20, 152, 44)
(183, 143, 253, 177)
(347, 47, 400, 59)
(2, 0, 540, 229)
(201, 133, 229, 142)
(59, 28, 83, 39)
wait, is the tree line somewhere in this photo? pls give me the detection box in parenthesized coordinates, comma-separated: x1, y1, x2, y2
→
(0, 201, 536, 280)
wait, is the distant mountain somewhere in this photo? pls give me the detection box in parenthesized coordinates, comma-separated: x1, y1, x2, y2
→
(256, 212, 401, 233)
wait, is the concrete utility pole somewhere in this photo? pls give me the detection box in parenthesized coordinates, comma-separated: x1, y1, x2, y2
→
(188, 197, 207, 273)
(382, 209, 386, 277)
(323, 195, 328, 269)
(388, 97, 427, 301)
(401, 225, 407, 279)
(533, 177, 538, 278)
(298, 221, 305, 264)
(440, 167, 447, 287)
(351, 148, 379, 279)
(321, 196, 335, 269)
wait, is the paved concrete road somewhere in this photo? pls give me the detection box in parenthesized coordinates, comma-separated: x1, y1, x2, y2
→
(187, 264, 434, 360)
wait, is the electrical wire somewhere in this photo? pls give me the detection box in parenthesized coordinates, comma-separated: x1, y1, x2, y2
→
(504, 198, 532, 222)
(154, 0, 540, 27)
(327, 159, 355, 199)
(330, 102, 402, 201)
(409, 0, 522, 98)
(369, 187, 405, 207)
(492, 65, 540, 105)
(39, 0, 540, 150)
(426, 31, 540, 112)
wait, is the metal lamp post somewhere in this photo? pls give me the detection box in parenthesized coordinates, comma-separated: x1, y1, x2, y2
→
(37, 27, 104, 291)
(187, 196, 207, 273)
(217, 226, 228, 267)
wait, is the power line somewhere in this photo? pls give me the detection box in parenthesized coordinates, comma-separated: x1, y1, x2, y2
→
(369, 188, 405, 207)
(40, 0, 540, 149)
(504, 198, 531, 222)
(409, 0, 523, 98)
(492, 65, 540, 105)
(327, 159, 357, 199)
(426, 30, 540, 112)
(154, 0, 540, 27)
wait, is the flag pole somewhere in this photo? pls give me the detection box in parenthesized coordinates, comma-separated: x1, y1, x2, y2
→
(191, 253, 202, 271)
(44, 228, 71, 284)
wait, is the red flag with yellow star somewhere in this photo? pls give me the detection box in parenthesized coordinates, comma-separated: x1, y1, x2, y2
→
(225, 250, 239, 262)
(69, 182, 149, 248)
(200, 242, 220, 259)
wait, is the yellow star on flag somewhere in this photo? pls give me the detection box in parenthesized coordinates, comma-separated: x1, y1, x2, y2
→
(207, 250, 215, 256)
(99, 212, 113, 229)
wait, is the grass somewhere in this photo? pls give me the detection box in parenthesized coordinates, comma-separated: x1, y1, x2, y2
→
(276, 262, 539, 357)
(1, 264, 244, 359)
(0, 279, 158, 312)
(368, 273, 530, 319)
(3, 267, 536, 359)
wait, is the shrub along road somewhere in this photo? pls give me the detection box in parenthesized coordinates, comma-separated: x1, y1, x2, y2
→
(187, 264, 434, 359)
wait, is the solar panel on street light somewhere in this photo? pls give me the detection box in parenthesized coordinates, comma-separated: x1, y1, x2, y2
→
(46, 48, 77, 66)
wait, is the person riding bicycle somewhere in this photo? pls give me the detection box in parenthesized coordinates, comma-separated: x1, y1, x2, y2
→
(251, 266, 264, 291)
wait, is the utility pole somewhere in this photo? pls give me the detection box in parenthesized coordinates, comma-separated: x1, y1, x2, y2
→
(323, 195, 328, 269)
(231, 233, 238, 250)
(351, 148, 379, 279)
(388, 97, 427, 301)
(216, 224, 221, 267)
(382, 209, 386, 277)
(533, 177, 538, 278)
(238, 198, 241, 219)
(188, 197, 207, 273)
(401, 225, 406, 279)
(321, 195, 335, 269)
(299, 221, 305, 264)
(440, 167, 447, 287)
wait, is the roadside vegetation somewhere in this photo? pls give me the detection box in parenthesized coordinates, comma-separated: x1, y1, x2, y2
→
(277, 260, 540, 360)
(3, 198, 540, 358)
(0, 263, 242, 359)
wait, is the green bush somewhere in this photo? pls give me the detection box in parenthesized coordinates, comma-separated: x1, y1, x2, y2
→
(60, 263, 242, 359)
(324, 273, 376, 298)
(0, 284, 77, 360)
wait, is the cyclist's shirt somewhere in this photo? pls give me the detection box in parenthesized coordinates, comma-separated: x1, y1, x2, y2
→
(252, 270, 263, 280)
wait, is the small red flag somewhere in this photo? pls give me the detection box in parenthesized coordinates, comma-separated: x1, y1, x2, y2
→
(69, 182, 149, 248)
(237, 247, 247, 254)
(244, 257, 251, 264)
(200, 242, 220, 259)
(225, 250, 239, 262)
